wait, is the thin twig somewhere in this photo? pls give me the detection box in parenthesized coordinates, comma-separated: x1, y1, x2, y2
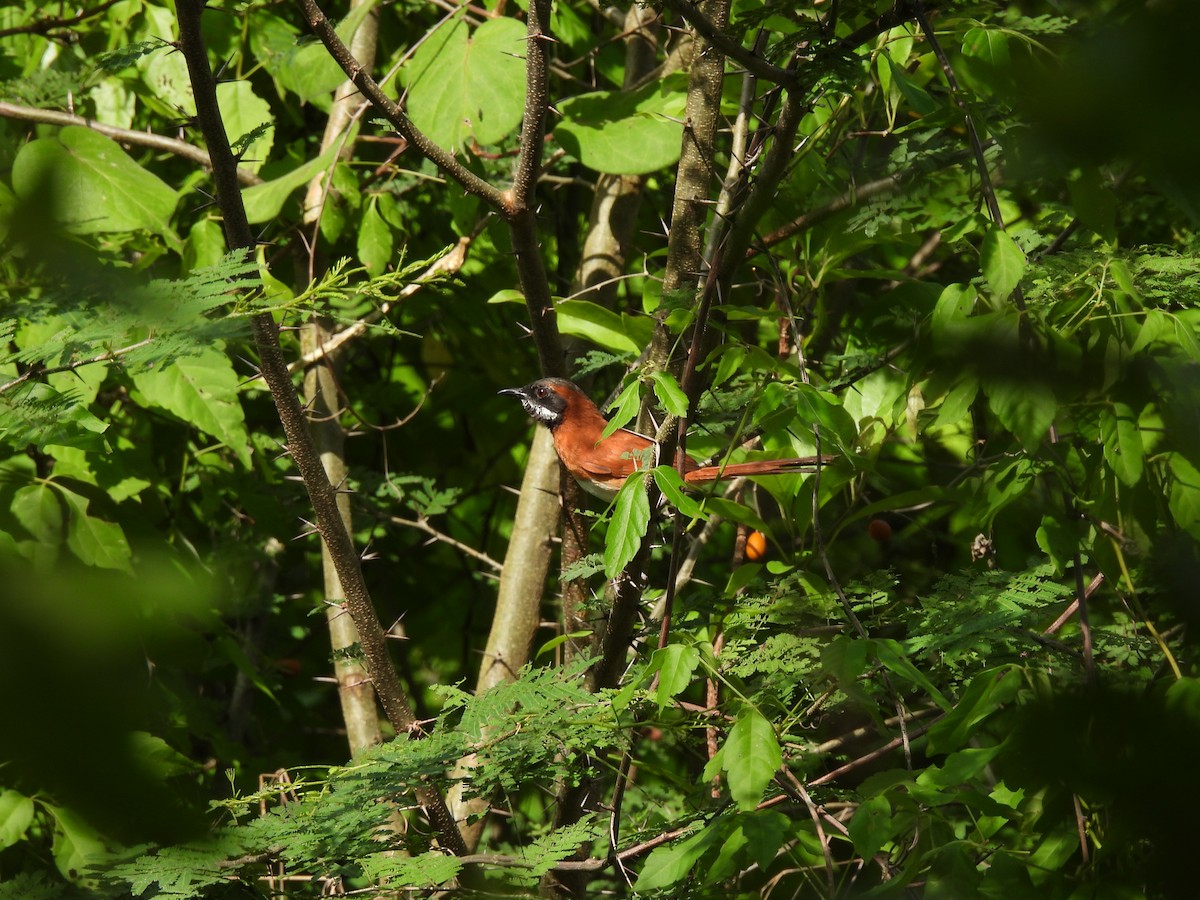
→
(0, 337, 154, 395)
(283, 233, 475, 376)
(0, 0, 120, 38)
(387, 515, 503, 572)
(0, 102, 262, 185)
(658, 0, 796, 86)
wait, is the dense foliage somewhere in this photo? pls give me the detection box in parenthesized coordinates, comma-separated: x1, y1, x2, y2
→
(1, 0, 1198, 897)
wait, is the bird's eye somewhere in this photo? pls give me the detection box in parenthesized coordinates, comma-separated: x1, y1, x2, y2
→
(534, 386, 548, 398)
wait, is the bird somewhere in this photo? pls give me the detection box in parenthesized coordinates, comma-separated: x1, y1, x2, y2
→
(500, 377, 833, 501)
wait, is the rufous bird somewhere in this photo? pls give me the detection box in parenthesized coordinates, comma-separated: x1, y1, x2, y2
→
(500, 377, 833, 501)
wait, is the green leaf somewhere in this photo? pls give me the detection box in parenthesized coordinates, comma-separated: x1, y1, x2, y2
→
(984, 376, 1055, 448)
(932, 283, 977, 334)
(0, 790, 34, 849)
(12, 483, 64, 546)
(884, 55, 939, 115)
(1035, 513, 1077, 571)
(11, 127, 178, 242)
(218, 81, 274, 175)
(555, 74, 688, 175)
(131, 347, 252, 468)
(652, 465, 708, 519)
(603, 472, 651, 578)
(536, 631, 593, 657)
(635, 824, 720, 891)
(926, 666, 1021, 755)
(873, 640, 951, 710)
(1167, 453, 1200, 538)
(358, 197, 393, 275)
(723, 707, 782, 810)
(651, 644, 700, 709)
(242, 143, 340, 223)
(1100, 401, 1144, 486)
(556, 299, 647, 354)
(981, 228, 1026, 303)
(1130, 308, 1172, 354)
(600, 380, 642, 441)
(962, 27, 1011, 68)
(848, 794, 892, 861)
(648, 370, 689, 417)
(49, 805, 108, 882)
(56, 485, 132, 572)
(405, 15, 527, 150)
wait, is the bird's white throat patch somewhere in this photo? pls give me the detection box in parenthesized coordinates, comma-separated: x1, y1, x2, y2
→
(522, 398, 560, 426)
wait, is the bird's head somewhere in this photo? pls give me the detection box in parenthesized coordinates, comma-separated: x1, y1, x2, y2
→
(498, 378, 581, 428)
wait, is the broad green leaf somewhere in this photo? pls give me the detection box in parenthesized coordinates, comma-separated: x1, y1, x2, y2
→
(603, 472, 651, 578)
(652, 465, 708, 519)
(884, 55, 939, 115)
(981, 228, 1026, 303)
(358, 198, 393, 275)
(11, 127, 178, 242)
(916, 745, 1004, 789)
(405, 15, 527, 150)
(1100, 401, 1144, 486)
(251, 5, 377, 108)
(1130, 308, 1172, 354)
(12, 483, 63, 546)
(821, 635, 874, 708)
(723, 707, 782, 810)
(128, 732, 200, 778)
(711, 344, 746, 386)
(0, 790, 34, 849)
(555, 74, 688, 175)
(57, 485, 132, 572)
(242, 143, 340, 223)
(848, 794, 892, 861)
(932, 283, 977, 334)
(934, 378, 978, 428)
(873, 639, 951, 710)
(702, 497, 769, 533)
(536, 631, 593, 657)
(962, 27, 1011, 68)
(131, 347, 252, 468)
(648, 370, 689, 417)
(926, 666, 1021, 754)
(651, 644, 700, 709)
(556, 299, 645, 354)
(600, 380, 642, 441)
(50, 805, 108, 883)
(635, 824, 720, 891)
(1174, 316, 1200, 362)
(1167, 453, 1200, 538)
(218, 81, 274, 175)
(984, 376, 1055, 448)
(1035, 513, 1077, 571)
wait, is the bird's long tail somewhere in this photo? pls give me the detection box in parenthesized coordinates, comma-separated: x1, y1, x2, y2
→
(683, 455, 835, 484)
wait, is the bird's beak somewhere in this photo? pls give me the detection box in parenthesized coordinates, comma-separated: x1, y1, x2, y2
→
(498, 387, 526, 399)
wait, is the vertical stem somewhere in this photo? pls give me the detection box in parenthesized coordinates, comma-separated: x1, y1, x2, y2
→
(174, 0, 466, 856)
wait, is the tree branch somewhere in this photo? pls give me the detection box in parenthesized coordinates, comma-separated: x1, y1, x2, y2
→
(296, 0, 505, 208)
(0, 0, 119, 38)
(174, 0, 466, 857)
(658, 0, 796, 86)
(0, 102, 262, 185)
